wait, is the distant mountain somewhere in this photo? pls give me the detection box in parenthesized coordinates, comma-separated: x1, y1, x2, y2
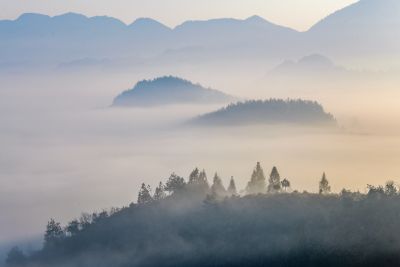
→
(270, 54, 345, 75)
(190, 99, 336, 126)
(1, 0, 400, 70)
(306, 0, 400, 62)
(112, 76, 236, 107)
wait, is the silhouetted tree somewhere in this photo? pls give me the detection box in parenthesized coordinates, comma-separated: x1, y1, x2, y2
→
(281, 178, 291, 192)
(44, 219, 64, 248)
(211, 173, 226, 196)
(65, 219, 80, 236)
(5, 246, 26, 266)
(268, 166, 282, 193)
(188, 168, 200, 184)
(246, 162, 266, 194)
(188, 168, 209, 192)
(319, 172, 331, 194)
(165, 173, 186, 194)
(137, 183, 153, 204)
(227, 176, 238, 196)
(367, 184, 385, 198)
(385, 181, 398, 196)
(154, 182, 166, 200)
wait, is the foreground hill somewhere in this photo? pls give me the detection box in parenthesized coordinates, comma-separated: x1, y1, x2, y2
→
(112, 76, 236, 107)
(7, 164, 400, 267)
(189, 99, 336, 126)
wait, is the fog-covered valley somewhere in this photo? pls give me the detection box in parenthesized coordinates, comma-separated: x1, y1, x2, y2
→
(2, 0, 400, 265)
(1, 66, 400, 257)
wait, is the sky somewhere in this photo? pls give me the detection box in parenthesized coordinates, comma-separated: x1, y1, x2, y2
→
(0, 0, 358, 31)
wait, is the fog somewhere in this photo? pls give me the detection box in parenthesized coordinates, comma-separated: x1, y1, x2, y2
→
(1, 65, 400, 258)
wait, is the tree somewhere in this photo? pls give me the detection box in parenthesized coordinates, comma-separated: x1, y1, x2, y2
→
(385, 180, 398, 196)
(211, 173, 226, 196)
(188, 168, 200, 184)
(154, 182, 166, 200)
(5, 247, 26, 266)
(188, 168, 209, 192)
(227, 176, 238, 196)
(246, 162, 266, 194)
(367, 184, 385, 198)
(268, 166, 281, 193)
(137, 183, 153, 204)
(165, 173, 186, 194)
(281, 178, 291, 192)
(44, 219, 64, 248)
(65, 219, 80, 236)
(319, 172, 331, 194)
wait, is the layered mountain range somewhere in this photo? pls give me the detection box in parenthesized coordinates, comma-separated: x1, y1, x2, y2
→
(0, 0, 399, 69)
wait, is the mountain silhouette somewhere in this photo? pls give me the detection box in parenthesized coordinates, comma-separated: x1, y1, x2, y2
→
(0, 0, 399, 69)
(189, 99, 336, 126)
(112, 76, 236, 107)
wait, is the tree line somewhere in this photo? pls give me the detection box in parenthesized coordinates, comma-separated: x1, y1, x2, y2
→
(6, 162, 400, 267)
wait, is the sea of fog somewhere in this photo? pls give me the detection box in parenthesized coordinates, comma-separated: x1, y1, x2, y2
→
(1, 69, 400, 259)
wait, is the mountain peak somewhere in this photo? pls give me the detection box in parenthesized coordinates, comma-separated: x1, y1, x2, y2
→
(130, 18, 170, 30)
(245, 15, 267, 23)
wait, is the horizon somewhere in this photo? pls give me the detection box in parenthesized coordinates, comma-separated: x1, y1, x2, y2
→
(0, 0, 358, 31)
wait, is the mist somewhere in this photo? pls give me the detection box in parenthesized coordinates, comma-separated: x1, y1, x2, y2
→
(1, 65, 400, 254)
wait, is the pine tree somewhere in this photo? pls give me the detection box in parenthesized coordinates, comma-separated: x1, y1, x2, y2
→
(198, 169, 209, 188)
(44, 219, 64, 248)
(211, 172, 226, 196)
(137, 183, 153, 204)
(188, 168, 200, 184)
(319, 172, 331, 194)
(246, 162, 266, 194)
(228, 176, 238, 196)
(154, 182, 166, 200)
(267, 166, 281, 193)
(165, 173, 186, 194)
(188, 168, 209, 193)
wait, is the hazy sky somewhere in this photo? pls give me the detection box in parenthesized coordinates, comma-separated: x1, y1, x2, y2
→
(0, 0, 358, 31)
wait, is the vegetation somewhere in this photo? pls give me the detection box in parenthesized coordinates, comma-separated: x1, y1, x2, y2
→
(7, 163, 400, 267)
(190, 99, 336, 126)
(112, 76, 235, 107)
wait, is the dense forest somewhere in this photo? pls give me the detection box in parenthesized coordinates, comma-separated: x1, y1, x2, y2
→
(189, 99, 336, 126)
(6, 163, 400, 267)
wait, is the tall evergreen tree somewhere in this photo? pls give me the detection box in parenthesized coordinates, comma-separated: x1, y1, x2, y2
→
(153, 182, 166, 200)
(267, 166, 281, 193)
(228, 176, 238, 196)
(188, 168, 200, 184)
(211, 172, 226, 196)
(165, 173, 186, 194)
(319, 172, 331, 194)
(137, 183, 153, 204)
(44, 219, 64, 248)
(188, 168, 209, 193)
(246, 162, 266, 194)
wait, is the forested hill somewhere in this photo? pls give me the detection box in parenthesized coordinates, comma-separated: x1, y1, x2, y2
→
(112, 76, 236, 107)
(6, 163, 400, 267)
(189, 99, 336, 126)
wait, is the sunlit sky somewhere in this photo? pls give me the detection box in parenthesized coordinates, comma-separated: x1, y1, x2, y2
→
(0, 0, 358, 31)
